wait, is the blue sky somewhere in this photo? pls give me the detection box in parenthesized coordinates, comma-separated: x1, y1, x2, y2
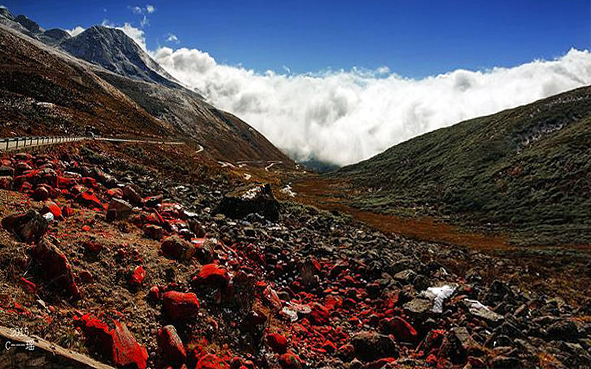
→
(3, 1, 591, 166)
(3, 0, 590, 77)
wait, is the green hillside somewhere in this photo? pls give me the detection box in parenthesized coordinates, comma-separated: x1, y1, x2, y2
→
(335, 85, 591, 245)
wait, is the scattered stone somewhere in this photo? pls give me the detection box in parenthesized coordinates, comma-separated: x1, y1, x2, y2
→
(465, 299, 504, 326)
(108, 198, 133, 220)
(351, 331, 399, 361)
(123, 185, 142, 205)
(547, 320, 579, 341)
(2, 210, 48, 243)
(143, 224, 163, 240)
(161, 235, 195, 261)
(403, 298, 432, 317)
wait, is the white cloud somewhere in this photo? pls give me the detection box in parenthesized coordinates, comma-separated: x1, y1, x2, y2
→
(146, 4, 155, 14)
(140, 15, 149, 27)
(131, 6, 142, 14)
(151, 47, 591, 166)
(166, 33, 179, 43)
(65, 26, 85, 37)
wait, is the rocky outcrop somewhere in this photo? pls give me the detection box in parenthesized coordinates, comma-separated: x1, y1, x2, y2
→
(215, 183, 280, 221)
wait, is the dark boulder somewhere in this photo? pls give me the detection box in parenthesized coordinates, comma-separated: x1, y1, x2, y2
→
(214, 183, 279, 221)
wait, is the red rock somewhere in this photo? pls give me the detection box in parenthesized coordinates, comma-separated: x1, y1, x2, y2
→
(163, 291, 200, 321)
(161, 236, 195, 261)
(41, 201, 63, 220)
(381, 317, 418, 343)
(77, 190, 103, 208)
(62, 206, 73, 217)
(107, 188, 124, 198)
(278, 352, 302, 369)
(363, 357, 397, 369)
(82, 177, 98, 188)
(322, 340, 337, 354)
(425, 354, 438, 365)
(149, 285, 160, 300)
(129, 266, 146, 286)
(31, 238, 81, 300)
(81, 315, 114, 359)
(71, 184, 86, 195)
(111, 320, 148, 369)
(195, 264, 230, 289)
(157, 325, 187, 365)
(195, 354, 222, 369)
(267, 333, 288, 354)
(337, 344, 355, 360)
(419, 329, 445, 355)
(309, 303, 330, 325)
(20, 277, 37, 294)
(83, 240, 103, 253)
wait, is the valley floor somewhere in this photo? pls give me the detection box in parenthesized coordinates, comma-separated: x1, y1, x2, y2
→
(0, 142, 589, 369)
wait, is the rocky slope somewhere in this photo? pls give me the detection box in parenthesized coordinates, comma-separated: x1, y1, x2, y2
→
(0, 21, 173, 138)
(336, 85, 591, 245)
(0, 140, 589, 369)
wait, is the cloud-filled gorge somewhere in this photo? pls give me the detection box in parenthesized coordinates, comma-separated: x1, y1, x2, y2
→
(140, 35, 591, 166)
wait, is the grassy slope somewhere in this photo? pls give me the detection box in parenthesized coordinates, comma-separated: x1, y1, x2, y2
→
(336, 85, 591, 245)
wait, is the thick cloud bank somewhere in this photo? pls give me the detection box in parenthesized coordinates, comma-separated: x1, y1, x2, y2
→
(152, 46, 591, 166)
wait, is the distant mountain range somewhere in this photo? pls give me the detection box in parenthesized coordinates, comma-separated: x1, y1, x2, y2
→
(336, 85, 591, 245)
(0, 7, 290, 164)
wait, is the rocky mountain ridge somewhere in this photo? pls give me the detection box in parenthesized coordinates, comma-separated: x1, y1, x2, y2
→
(0, 6, 292, 164)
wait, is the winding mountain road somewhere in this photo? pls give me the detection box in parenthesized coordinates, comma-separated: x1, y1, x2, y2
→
(0, 135, 202, 152)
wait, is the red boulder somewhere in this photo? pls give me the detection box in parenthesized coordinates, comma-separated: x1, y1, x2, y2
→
(194, 264, 230, 289)
(157, 325, 187, 365)
(381, 317, 418, 343)
(163, 291, 200, 321)
(267, 333, 288, 354)
(31, 238, 81, 300)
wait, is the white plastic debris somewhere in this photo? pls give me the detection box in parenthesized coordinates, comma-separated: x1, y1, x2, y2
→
(280, 185, 296, 197)
(465, 299, 489, 311)
(241, 186, 262, 200)
(42, 212, 54, 222)
(420, 284, 457, 313)
(281, 302, 312, 322)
